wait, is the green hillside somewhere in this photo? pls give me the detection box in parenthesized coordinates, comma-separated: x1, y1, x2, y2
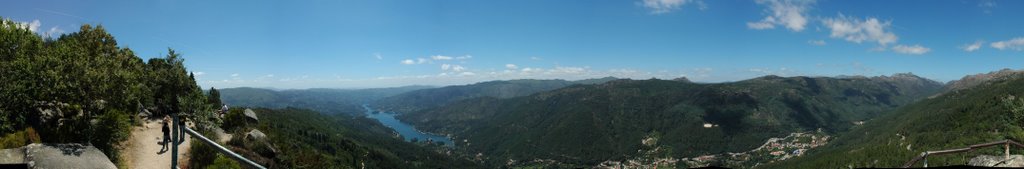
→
(398, 74, 943, 167)
(374, 78, 618, 113)
(219, 86, 432, 116)
(219, 107, 478, 168)
(761, 73, 1024, 168)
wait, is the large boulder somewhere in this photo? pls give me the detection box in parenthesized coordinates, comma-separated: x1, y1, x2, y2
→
(969, 155, 1024, 167)
(246, 129, 267, 142)
(0, 143, 118, 169)
(243, 109, 259, 122)
(244, 129, 278, 157)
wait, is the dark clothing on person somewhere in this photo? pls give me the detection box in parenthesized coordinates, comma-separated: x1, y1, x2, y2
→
(162, 122, 169, 141)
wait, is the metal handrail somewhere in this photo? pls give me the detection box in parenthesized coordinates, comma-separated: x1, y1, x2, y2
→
(902, 139, 1024, 168)
(182, 126, 267, 169)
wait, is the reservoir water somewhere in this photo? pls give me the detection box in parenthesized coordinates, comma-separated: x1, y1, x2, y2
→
(362, 104, 454, 146)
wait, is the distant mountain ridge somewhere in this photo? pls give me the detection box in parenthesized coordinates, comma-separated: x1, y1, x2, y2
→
(943, 68, 1023, 92)
(219, 86, 433, 115)
(397, 74, 944, 167)
(372, 77, 620, 113)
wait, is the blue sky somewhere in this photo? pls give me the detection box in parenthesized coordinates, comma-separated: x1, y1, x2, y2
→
(3, 0, 1023, 89)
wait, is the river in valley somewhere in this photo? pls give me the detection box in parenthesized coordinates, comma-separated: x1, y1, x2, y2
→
(361, 104, 454, 146)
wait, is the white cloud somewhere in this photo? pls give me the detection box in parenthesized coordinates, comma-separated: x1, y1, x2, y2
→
(505, 64, 518, 69)
(193, 72, 205, 76)
(266, 74, 275, 78)
(962, 41, 984, 52)
(979, 1, 997, 14)
(431, 55, 453, 60)
(401, 59, 416, 65)
(530, 57, 542, 60)
(748, 0, 815, 32)
(891, 44, 930, 55)
(451, 65, 466, 72)
(374, 53, 383, 60)
(230, 73, 239, 77)
(44, 26, 64, 38)
(441, 64, 451, 70)
(459, 72, 476, 76)
(16, 20, 41, 32)
(821, 14, 898, 46)
(808, 40, 826, 46)
(641, 0, 699, 14)
(456, 55, 473, 60)
(747, 21, 775, 30)
(401, 58, 430, 65)
(991, 37, 1024, 51)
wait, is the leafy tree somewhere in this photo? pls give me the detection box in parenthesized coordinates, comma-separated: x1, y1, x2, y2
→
(207, 87, 222, 108)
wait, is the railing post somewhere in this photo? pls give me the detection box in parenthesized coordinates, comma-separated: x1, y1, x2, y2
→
(1007, 142, 1011, 160)
(171, 114, 179, 169)
(923, 152, 928, 168)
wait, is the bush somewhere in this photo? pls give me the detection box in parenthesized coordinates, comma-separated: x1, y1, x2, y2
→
(93, 109, 133, 165)
(205, 154, 242, 169)
(221, 108, 249, 132)
(0, 127, 42, 149)
(0, 130, 27, 149)
(189, 129, 221, 168)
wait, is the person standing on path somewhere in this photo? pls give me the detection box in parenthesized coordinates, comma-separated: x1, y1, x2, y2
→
(161, 115, 170, 151)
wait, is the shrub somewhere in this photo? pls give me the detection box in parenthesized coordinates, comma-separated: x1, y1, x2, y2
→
(189, 129, 221, 168)
(0, 130, 27, 149)
(221, 108, 249, 132)
(205, 154, 242, 169)
(93, 109, 133, 165)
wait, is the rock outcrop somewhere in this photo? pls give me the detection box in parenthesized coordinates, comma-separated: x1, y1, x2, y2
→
(243, 109, 259, 122)
(0, 143, 116, 169)
(969, 155, 1024, 167)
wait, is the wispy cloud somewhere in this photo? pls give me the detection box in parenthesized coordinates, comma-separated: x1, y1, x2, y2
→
(505, 64, 518, 70)
(891, 44, 930, 55)
(401, 59, 416, 65)
(374, 53, 383, 60)
(34, 8, 89, 21)
(44, 26, 64, 38)
(440, 64, 467, 72)
(400, 58, 430, 65)
(231, 73, 240, 77)
(193, 72, 206, 76)
(748, 0, 815, 32)
(808, 40, 826, 46)
(962, 41, 984, 52)
(431, 55, 453, 60)
(640, 0, 703, 14)
(821, 14, 898, 46)
(991, 37, 1024, 51)
(978, 0, 997, 14)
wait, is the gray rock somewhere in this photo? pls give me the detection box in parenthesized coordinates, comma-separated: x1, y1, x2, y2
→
(246, 129, 267, 142)
(0, 143, 118, 169)
(969, 155, 1024, 167)
(243, 109, 259, 122)
(0, 147, 25, 164)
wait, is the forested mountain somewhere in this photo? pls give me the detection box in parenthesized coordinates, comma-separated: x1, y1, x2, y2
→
(219, 86, 432, 116)
(374, 77, 619, 113)
(762, 71, 1024, 169)
(397, 74, 944, 167)
(217, 107, 478, 168)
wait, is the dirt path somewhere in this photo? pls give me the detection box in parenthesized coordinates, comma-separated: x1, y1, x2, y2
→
(121, 119, 192, 169)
